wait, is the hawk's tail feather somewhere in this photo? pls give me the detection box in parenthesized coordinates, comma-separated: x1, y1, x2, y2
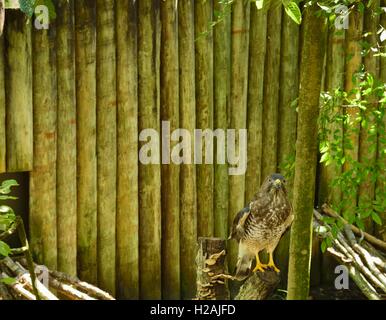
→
(234, 254, 252, 281)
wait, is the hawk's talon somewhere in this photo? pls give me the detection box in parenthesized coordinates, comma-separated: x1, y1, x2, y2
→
(252, 253, 267, 273)
(266, 252, 280, 273)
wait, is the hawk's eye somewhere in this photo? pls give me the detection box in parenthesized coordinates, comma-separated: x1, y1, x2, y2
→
(283, 179, 286, 183)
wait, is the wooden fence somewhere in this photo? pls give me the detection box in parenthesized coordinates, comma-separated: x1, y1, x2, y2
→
(0, 0, 385, 299)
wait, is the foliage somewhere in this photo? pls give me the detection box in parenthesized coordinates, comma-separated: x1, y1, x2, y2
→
(5, 0, 56, 20)
(318, 69, 386, 251)
(0, 180, 18, 259)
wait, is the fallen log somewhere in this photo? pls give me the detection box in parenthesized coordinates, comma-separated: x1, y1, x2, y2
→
(0, 256, 115, 300)
(313, 208, 386, 300)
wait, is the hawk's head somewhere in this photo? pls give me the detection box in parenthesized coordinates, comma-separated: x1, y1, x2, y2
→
(261, 173, 287, 195)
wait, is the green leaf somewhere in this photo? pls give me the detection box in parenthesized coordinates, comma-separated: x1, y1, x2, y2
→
(321, 240, 327, 253)
(0, 240, 11, 257)
(34, 0, 56, 20)
(371, 212, 382, 225)
(255, 0, 264, 10)
(0, 179, 19, 195)
(0, 277, 16, 285)
(284, 2, 302, 25)
(320, 152, 330, 163)
(18, 0, 35, 17)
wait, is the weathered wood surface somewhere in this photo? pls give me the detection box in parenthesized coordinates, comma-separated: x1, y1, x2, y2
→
(75, 0, 97, 285)
(30, 23, 57, 270)
(196, 237, 230, 300)
(96, 0, 117, 295)
(56, 0, 77, 276)
(195, 0, 214, 238)
(178, 0, 197, 300)
(116, 0, 139, 300)
(161, 0, 180, 300)
(5, 11, 33, 172)
(235, 271, 280, 300)
(138, 0, 162, 299)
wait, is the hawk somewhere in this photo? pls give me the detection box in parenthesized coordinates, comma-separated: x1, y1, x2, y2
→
(230, 173, 293, 281)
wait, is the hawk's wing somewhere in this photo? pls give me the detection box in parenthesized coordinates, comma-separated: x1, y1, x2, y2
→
(229, 205, 251, 242)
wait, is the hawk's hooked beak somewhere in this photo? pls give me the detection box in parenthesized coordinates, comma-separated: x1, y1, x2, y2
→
(273, 179, 282, 189)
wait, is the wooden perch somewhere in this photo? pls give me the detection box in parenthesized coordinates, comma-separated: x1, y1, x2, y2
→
(235, 270, 280, 300)
(196, 237, 230, 300)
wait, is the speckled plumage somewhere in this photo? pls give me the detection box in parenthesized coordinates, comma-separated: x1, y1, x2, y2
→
(230, 173, 293, 280)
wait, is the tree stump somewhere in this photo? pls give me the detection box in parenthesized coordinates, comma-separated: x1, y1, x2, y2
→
(235, 270, 280, 300)
(196, 237, 230, 300)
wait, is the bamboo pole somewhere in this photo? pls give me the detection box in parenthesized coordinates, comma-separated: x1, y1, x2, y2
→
(116, 0, 139, 299)
(358, 3, 380, 233)
(275, 12, 300, 284)
(75, 0, 97, 285)
(319, 28, 345, 207)
(96, 0, 117, 296)
(377, 0, 386, 242)
(343, 8, 363, 218)
(138, 0, 162, 299)
(213, 0, 230, 239)
(195, 0, 214, 238)
(245, 7, 266, 202)
(178, 0, 197, 300)
(228, 0, 250, 276)
(287, 4, 327, 299)
(0, 34, 5, 173)
(5, 11, 33, 172)
(56, 0, 77, 277)
(261, 6, 282, 179)
(160, 0, 180, 300)
(320, 27, 346, 284)
(30, 23, 57, 270)
(278, 14, 299, 192)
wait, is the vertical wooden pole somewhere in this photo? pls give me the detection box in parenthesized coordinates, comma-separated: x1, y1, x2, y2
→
(160, 0, 180, 300)
(75, 0, 97, 285)
(195, 0, 214, 238)
(358, 3, 380, 233)
(138, 0, 162, 299)
(376, 0, 386, 241)
(116, 0, 139, 299)
(278, 14, 299, 192)
(56, 0, 77, 276)
(178, 0, 197, 300)
(5, 11, 33, 172)
(319, 28, 345, 207)
(261, 6, 282, 179)
(228, 0, 250, 275)
(245, 7, 266, 202)
(0, 35, 5, 173)
(96, 0, 117, 296)
(30, 23, 57, 270)
(275, 13, 300, 285)
(287, 4, 327, 299)
(320, 27, 346, 285)
(213, 0, 230, 240)
(343, 9, 363, 219)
